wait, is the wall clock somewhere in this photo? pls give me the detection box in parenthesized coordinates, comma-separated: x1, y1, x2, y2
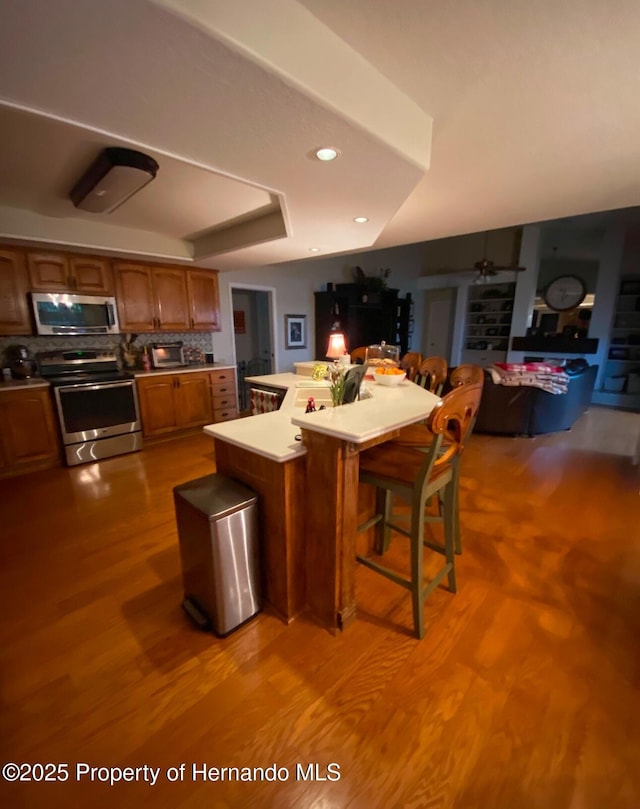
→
(543, 275, 587, 311)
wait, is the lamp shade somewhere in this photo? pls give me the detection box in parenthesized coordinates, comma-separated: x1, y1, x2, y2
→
(326, 332, 347, 359)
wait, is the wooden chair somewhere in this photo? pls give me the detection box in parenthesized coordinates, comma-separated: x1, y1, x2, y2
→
(356, 382, 483, 638)
(449, 363, 484, 388)
(350, 346, 368, 364)
(414, 356, 448, 395)
(399, 351, 422, 382)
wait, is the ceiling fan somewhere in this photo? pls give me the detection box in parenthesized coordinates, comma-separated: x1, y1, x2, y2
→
(471, 256, 526, 282)
(443, 231, 526, 282)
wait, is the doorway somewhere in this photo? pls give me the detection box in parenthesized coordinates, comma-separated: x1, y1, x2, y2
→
(230, 285, 276, 411)
(423, 287, 456, 362)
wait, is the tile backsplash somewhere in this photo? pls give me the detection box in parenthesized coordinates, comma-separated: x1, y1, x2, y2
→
(0, 332, 215, 369)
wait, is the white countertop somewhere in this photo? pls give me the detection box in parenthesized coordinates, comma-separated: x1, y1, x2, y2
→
(134, 363, 234, 378)
(204, 371, 440, 462)
(0, 378, 50, 392)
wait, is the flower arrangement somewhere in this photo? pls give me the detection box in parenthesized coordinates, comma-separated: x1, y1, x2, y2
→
(327, 361, 346, 406)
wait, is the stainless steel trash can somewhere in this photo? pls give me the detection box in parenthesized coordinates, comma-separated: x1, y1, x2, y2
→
(173, 473, 260, 636)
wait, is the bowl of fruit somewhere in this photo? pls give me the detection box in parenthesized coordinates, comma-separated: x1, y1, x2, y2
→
(374, 367, 407, 386)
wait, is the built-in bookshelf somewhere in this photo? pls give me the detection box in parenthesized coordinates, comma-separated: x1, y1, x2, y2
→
(461, 281, 515, 365)
(599, 274, 640, 409)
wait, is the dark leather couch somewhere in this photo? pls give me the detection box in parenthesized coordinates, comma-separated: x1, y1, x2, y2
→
(473, 364, 598, 436)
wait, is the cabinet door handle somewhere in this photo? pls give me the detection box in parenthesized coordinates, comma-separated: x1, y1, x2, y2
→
(191, 317, 194, 328)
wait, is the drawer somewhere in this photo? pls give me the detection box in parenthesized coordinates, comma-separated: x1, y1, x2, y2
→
(214, 407, 238, 422)
(210, 369, 235, 384)
(210, 380, 236, 396)
(212, 393, 237, 410)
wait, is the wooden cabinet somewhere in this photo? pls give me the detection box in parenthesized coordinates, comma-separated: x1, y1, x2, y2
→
(209, 367, 238, 421)
(187, 268, 220, 331)
(137, 368, 238, 438)
(462, 281, 515, 365)
(27, 251, 113, 294)
(0, 240, 221, 337)
(0, 249, 31, 335)
(136, 371, 213, 438)
(0, 387, 60, 477)
(114, 263, 190, 332)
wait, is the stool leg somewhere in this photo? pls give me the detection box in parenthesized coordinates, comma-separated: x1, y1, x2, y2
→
(443, 481, 457, 593)
(374, 487, 393, 554)
(452, 457, 462, 555)
(410, 489, 428, 639)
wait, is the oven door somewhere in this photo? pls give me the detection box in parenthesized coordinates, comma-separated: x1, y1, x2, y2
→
(54, 379, 141, 445)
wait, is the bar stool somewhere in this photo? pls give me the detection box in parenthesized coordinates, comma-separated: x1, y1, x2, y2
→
(400, 351, 423, 382)
(449, 363, 484, 388)
(414, 356, 448, 395)
(356, 382, 483, 639)
(349, 346, 368, 364)
(393, 365, 484, 553)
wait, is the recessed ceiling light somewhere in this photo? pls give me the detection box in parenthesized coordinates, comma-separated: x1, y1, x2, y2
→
(314, 147, 339, 162)
(309, 247, 320, 252)
(354, 216, 369, 223)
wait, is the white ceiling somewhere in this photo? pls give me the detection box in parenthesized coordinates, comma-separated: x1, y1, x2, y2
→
(1, 0, 640, 271)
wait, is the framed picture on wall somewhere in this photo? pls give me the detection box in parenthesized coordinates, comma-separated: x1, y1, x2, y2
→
(285, 314, 306, 349)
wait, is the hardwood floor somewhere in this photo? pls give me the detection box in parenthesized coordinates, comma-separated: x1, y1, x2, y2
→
(1, 408, 639, 808)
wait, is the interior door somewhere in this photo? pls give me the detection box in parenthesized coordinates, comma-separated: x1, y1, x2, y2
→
(423, 288, 456, 361)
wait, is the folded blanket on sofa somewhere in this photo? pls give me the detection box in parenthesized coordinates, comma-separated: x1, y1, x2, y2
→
(487, 362, 569, 394)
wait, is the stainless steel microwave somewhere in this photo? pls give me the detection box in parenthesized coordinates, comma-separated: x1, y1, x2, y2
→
(31, 292, 120, 336)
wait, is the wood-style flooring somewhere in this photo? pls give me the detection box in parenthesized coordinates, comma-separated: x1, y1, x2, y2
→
(1, 406, 639, 808)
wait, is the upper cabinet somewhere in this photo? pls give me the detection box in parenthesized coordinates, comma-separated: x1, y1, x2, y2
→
(114, 263, 190, 332)
(187, 269, 220, 331)
(0, 242, 221, 337)
(0, 249, 31, 335)
(27, 251, 113, 294)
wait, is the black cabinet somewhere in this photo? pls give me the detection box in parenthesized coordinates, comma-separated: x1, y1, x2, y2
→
(314, 284, 411, 359)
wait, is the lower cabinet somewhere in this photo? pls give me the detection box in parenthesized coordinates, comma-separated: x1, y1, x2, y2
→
(0, 387, 60, 477)
(136, 368, 239, 439)
(137, 372, 214, 438)
(209, 368, 238, 421)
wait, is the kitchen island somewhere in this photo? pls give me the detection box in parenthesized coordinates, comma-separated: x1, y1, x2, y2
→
(204, 371, 440, 632)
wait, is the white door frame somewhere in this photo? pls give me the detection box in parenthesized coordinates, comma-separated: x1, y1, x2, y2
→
(228, 283, 279, 371)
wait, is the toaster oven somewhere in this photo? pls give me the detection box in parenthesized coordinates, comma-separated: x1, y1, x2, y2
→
(150, 342, 186, 368)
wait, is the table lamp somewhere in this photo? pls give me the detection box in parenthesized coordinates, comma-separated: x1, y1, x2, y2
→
(326, 332, 347, 360)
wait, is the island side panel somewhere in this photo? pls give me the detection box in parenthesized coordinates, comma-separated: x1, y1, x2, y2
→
(213, 438, 306, 623)
(300, 430, 360, 632)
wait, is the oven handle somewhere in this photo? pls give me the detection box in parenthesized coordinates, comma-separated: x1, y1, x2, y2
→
(58, 380, 135, 393)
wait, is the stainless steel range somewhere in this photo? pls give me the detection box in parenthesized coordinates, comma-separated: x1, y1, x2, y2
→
(38, 349, 142, 467)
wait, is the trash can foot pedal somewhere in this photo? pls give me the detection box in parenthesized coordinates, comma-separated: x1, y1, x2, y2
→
(182, 598, 211, 630)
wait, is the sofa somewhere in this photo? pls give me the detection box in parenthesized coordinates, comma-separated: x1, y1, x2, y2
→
(472, 362, 598, 436)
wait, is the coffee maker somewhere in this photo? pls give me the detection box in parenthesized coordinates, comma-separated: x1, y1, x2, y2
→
(5, 345, 37, 379)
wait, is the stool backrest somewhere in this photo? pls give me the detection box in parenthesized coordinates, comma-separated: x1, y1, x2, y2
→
(400, 351, 422, 382)
(350, 346, 368, 364)
(449, 364, 484, 388)
(428, 381, 484, 466)
(415, 356, 448, 394)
